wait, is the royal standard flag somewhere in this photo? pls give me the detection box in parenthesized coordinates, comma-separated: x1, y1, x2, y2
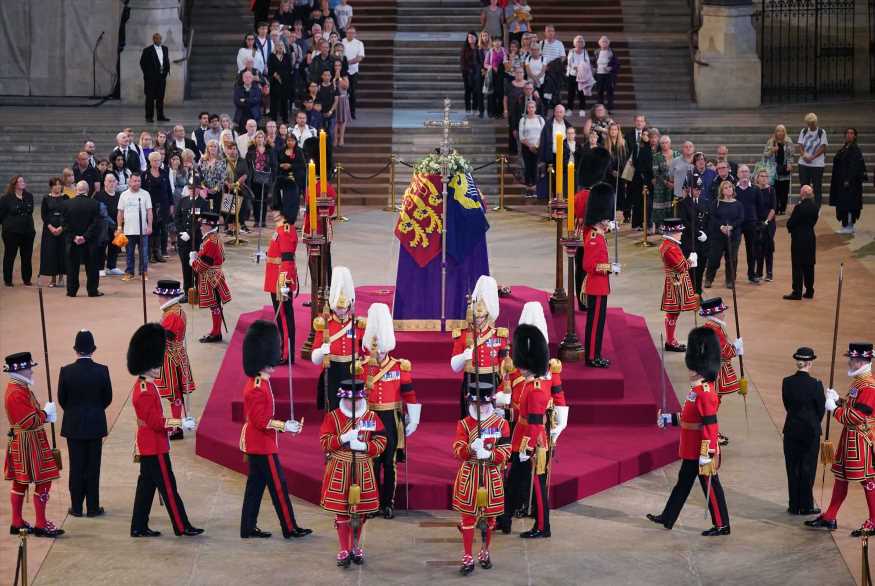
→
(446, 172, 490, 263)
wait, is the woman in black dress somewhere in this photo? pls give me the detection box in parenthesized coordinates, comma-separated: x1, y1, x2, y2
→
(39, 177, 69, 287)
(245, 130, 277, 227)
(274, 134, 306, 225)
(829, 127, 868, 235)
(268, 42, 293, 124)
(0, 175, 36, 286)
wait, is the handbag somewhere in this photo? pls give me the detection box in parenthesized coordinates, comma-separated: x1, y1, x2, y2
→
(621, 158, 635, 182)
(112, 230, 128, 248)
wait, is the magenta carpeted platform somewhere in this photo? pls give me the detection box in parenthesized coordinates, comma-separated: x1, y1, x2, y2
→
(195, 286, 681, 509)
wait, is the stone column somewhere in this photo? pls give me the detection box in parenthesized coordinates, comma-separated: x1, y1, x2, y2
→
(120, 0, 185, 106)
(693, 0, 761, 108)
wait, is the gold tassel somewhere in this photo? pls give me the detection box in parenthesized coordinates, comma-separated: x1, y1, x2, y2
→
(536, 446, 547, 475)
(476, 486, 488, 508)
(348, 483, 361, 506)
(739, 378, 749, 397)
(820, 440, 835, 465)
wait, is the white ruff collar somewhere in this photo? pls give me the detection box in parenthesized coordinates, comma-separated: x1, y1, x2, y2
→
(468, 404, 494, 420)
(339, 401, 367, 419)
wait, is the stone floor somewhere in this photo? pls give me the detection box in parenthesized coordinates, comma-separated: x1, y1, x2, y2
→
(2, 196, 874, 584)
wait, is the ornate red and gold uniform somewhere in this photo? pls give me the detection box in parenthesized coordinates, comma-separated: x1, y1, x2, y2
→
(3, 380, 60, 485)
(677, 379, 720, 460)
(703, 320, 740, 396)
(319, 409, 387, 514)
(506, 360, 565, 428)
(314, 315, 367, 363)
(240, 375, 286, 455)
(192, 231, 232, 309)
(832, 372, 875, 481)
(451, 412, 511, 516)
(154, 303, 196, 401)
(582, 227, 611, 297)
(659, 238, 698, 313)
(263, 221, 298, 295)
(451, 325, 511, 376)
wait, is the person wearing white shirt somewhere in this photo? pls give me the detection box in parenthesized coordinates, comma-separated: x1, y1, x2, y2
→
(342, 27, 365, 119)
(139, 33, 170, 123)
(796, 112, 828, 206)
(566, 36, 594, 117)
(116, 174, 153, 279)
(518, 99, 544, 193)
(254, 23, 273, 71)
(334, 0, 353, 32)
(540, 25, 565, 65)
(237, 33, 266, 73)
(237, 119, 259, 156)
(291, 111, 318, 145)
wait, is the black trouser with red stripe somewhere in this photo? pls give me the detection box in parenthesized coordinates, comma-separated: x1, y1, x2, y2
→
(373, 410, 400, 509)
(498, 452, 531, 530)
(660, 458, 730, 529)
(271, 292, 295, 362)
(240, 453, 300, 538)
(584, 294, 608, 361)
(131, 453, 193, 535)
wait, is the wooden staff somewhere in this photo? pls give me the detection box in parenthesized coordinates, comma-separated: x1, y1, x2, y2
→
(723, 233, 749, 432)
(37, 288, 62, 470)
(819, 263, 844, 501)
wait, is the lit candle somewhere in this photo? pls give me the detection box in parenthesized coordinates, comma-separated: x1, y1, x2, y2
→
(308, 159, 317, 234)
(319, 130, 327, 195)
(567, 161, 575, 234)
(555, 133, 563, 199)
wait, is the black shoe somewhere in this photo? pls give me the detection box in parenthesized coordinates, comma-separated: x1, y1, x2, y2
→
(496, 516, 511, 534)
(748, 277, 760, 285)
(646, 513, 672, 529)
(86, 507, 105, 517)
(804, 516, 837, 530)
(460, 557, 475, 575)
(851, 523, 875, 538)
(302, 301, 312, 307)
(519, 528, 551, 538)
(382, 505, 395, 519)
(703, 280, 712, 289)
(199, 333, 222, 343)
(242, 527, 272, 538)
(68, 508, 83, 517)
(131, 527, 161, 537)
(787, 507, 800, 515)
(702, 525, 730, 536)
(783, 293, 802, 300)
(766, 273, 774, 282)
(478, 551, 492, 569)
(718, 433, 729, 446)
(585, 358, 610, 368)
(664, 343, 686, 352)
(799, 507, 821, 516)
(146, 118, 154, 123)
(337, 551, 352, 568)
(725, 281, 734, 289)
(10, 523, 33, 535)
(169, 428, 184, 441)
(803, 290, 814, 299)
(155, 256, 167, 263)
(33, 524, 65, 538)
(286, 526, 312, 538)
(88, 291, 105, 297)
(66, 293, 77, 298)
(158, 116, 171, 122)
(351, 548, 365, 565)
(182, 526, 204, 536)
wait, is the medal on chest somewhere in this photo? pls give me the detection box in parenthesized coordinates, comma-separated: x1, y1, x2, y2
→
(850, 387, 859, 399)
(686, 390, 697, 403)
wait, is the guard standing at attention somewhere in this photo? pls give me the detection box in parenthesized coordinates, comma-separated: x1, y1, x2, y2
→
(264, 207, 299, 362)
(153, 279, 196, 440)
(190, 211, 232, 343)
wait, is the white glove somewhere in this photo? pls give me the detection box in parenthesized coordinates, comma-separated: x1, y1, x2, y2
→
(494, 407, 506, 419)
(733, 338, 744, 356)
(688, 252, 698, 268)
(494, 391, 511, 407)
(657, 412, 673, 428)
(180, 231, 190, 242)
(475, 445, 492, 460)
(404, 403, 421, 437)
(698, 454, 712, 467)
(43, 402, 57, 423)
(188, 251, 198, 266)
(311, 342, 331, 365)
(825, 395, 838, 413)
(607, 220, 617, 232)
(340, 428, 358, 444)
(518, 450, 531, 462)
(550, 405, 569, 443)
(697, 230, 708, 242)
(181, 416, 196, 431)
(280, 286, 290, 298)
(463, 347, 474, 361)
(349, 437, 367, 452)
(284, 419, 302, 433)
(611, 262, 622, 275)
(470, 437, 484, 452)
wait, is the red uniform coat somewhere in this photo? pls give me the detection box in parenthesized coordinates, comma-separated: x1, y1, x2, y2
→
(510, 377, 552, 453)
(703, 319, 740, 396)
(364, 356, 416, 410)
(659, 238, 699, 312)
(239, 375, 286, 455)
(832, 373, 875, 481)
(572, 188, 590, 232)
(582, 227, 611, 296)
(154, 303, 196, 399)
(451, 412, 511, 516)
(192, 232, 232, 309)
(677, 379, 720, 460)
(319, 408, 387, 514)
(263, 221, 298, 295)
(3, 381, 60, 484)
(313, 314, 366, 365)
(132, 378, 174, 456)
(302, 181, 336, 238)
(451, 325, 510, 375)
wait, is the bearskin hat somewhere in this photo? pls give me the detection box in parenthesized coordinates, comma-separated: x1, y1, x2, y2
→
(579, 147, 612, 188)
(512, 324, 549, 378)
(584, 182, 615, 226)
(243, 320, 282, 377)
(127, 323, 167, 376)
(684, 326, 721, 382)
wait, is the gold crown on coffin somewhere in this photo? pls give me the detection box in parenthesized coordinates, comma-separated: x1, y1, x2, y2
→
(335, 292, 351, 309)
(466, 299, 489, 322)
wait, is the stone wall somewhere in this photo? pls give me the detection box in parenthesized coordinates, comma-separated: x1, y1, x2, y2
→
(0, 0, 121, 97)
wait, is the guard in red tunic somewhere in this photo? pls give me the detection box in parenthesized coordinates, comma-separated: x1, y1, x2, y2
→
(264, 208, 299, 362)
(128, 323, 203, 538)
(658, 218, 700, 352)
(239, 320, 312, 539)
(648, 326, 731, 536)
(319, 378, 387, 567)
(362, 303, 421, 519)
(311, 267, 366, 411)
(450, 275, 511, 419)
(573, 147, 610, 311)
(582, 182, 620, 368)
(152, 279, 195, 440)
(189, 211, 232, 343)
(806, 342, 875, 536)
(4, 352, 64, 538)
(453, 380, 511, 575)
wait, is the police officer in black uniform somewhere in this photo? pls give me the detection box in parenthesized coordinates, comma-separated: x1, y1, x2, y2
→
(781, 346, 825, 515)
(173, 174, 211, 299)
(679, 169, 712, 294)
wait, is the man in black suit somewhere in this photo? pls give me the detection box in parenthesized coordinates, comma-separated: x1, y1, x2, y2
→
(58, 330, 113, 517)
(140, 32, 171, 123)
(111, 132, 143, 175)
(782, 346, 825, 515)
(63, 182, 103, 297)
(784, 185, 819, 300)
(624, 114, 648, 150)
